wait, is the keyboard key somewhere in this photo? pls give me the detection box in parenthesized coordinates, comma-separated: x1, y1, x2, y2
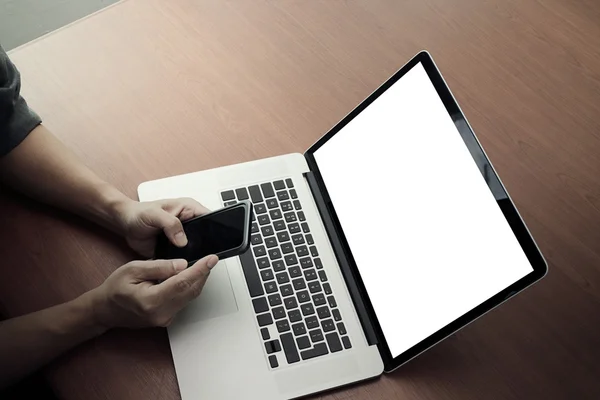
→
(280, 284, 294, 297)
(292, 322, 307, 336)
(290, 189, 298, 199)
(276, 272, 290, 285)
(268, 294, 282, 307)
(312, 293, 326, 306)
(273, 220, 286, 231)
(293, 200, 302, 210)
(251, 234, 262, 245)
(272, 260, 285, 272)
(254, 245, 266, 257)
(284, 297, 298, 310)
(251, 222, 259, 234)
(239, 249, 264, 297)
(281, 201, 293, 212)
(264, 282, 278, 294)
(297, 290, 310, 303)
(277, 191, 290, 201)
(301, 303, 315, 316)
(308, 281, 322, 293)
(277, 231, 290, 242)
(289, 266, 302, 278)
(310, 246, 318, 257)
(280, 333, 300, 364)
(306, 316, 319, 330)
(251, 212, 256, 222)
(318, 270, 328, 282)
(327, 296, 337, 308)
(221, 190, 235, 201)
(300, 342, 328, 360)
(260, 269, 274, 281)
(265, 237, 277, 248)
(268, 355, 279, 368)
(317, 306, 331, 319)
(277, 319, 290, 333)
(225, 201, 236, 206)
(315, 258, 323, 269)
(309, 329, 324, 343)
(285, 178, 294, 188)
(297, 335, 310, 350)
(332, 309, 342, 321)
(268, 248, 282, 260)
(252, 297, 269, 313)
(269, 209, 283, 220)
(272, 306, 286, 320)
(288, 309, 302, 323)
(266, 198, 278, 209)
(323, 282, 332, 294)
(292, 278, 306, 290)
(326, 332, 343, 353)
(321, 319, 335, 332)
(257, 257, 270, 269)
(281, 242, 294, 254)
(337, 322, 347, 335)
(285, 254, 298, 266)
(304, 269, 318, 281)
(258, 214, 270, 225)
(342, 336, 352, 349)
(261, 225, 274, 237)
(235, 188, 249, 200)
(254, 203, 267, 214)
(289, 223, 301, 234)
(261, 182, 275, 198)
(274, 180, 286, 190)
(257, 313, 273, 326)
(248, 185, 263, 203)
(284, 212, 297, 223)
(306, 234, 314, 245)
(299, 257, 313, 269)
(301, 223, 310, 233)
(265, 339, 281, 354)
(261, 327, 270, 340)
(292, 234, 305, 246)
(296, 245, 309, 257)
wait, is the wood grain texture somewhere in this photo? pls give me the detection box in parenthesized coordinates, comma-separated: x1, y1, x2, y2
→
(2, 0, 599, 399)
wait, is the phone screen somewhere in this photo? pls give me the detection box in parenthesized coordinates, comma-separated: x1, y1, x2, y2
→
(156, 205, 247, 262)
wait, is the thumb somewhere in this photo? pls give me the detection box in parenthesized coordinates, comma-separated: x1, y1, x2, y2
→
(128, 259, 188, 282)
(145, 208, 188, 247)
(157, 255, 219, 301)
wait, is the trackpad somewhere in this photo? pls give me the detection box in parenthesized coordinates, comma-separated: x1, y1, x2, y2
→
(175, 261, 238, 324)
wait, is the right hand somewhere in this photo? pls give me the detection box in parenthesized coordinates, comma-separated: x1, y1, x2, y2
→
(88, 255, 219, 329)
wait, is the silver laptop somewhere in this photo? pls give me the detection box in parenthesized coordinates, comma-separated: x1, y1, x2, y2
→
(138, 51, 547, 400)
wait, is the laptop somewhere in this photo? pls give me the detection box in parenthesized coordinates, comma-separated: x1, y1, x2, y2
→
(137, 51, 547, 400)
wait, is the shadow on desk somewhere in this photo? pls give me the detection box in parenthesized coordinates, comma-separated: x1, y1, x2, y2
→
(1, 371, 57, 400)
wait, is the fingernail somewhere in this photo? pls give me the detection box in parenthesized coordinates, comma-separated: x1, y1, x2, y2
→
(173, 259, 187, 272)
(175, 231, 187, 246)
(207, 255, 219, 269)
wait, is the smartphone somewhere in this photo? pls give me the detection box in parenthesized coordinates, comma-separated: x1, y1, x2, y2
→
(154, 200, 253, 264)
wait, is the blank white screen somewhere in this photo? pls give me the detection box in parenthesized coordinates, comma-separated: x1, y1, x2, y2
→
(313, 63, 533, 358)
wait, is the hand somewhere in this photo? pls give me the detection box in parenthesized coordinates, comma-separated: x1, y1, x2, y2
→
(88, 255, 219, 329)
(115, 198, 210, 257)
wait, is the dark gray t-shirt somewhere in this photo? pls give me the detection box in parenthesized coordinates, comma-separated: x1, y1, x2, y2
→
(0, 45, 41, 156)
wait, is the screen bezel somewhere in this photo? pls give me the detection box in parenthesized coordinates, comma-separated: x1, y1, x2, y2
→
(304, 51, 547, 372)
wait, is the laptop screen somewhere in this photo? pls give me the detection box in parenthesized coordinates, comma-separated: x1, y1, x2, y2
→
(312, 62, 534, 359)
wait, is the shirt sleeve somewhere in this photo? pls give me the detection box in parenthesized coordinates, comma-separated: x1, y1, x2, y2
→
(0, 45, 42, 157)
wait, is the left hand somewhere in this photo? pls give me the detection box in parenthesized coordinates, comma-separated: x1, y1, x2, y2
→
(115, 198, 210, 257)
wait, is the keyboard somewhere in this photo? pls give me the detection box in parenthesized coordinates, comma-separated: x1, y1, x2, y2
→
(221, 178, 352, 369)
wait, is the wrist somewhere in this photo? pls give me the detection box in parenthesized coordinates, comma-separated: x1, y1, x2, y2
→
(93, 184, 134, 235)
(67, 291, 110, 337)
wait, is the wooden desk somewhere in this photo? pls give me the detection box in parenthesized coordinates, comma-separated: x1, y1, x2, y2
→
(2, 0, 599, 398)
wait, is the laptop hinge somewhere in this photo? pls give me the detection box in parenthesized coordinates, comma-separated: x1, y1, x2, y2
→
(302, 171, 378, 346)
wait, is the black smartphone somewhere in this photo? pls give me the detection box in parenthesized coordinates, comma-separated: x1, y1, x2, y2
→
(154, 200, 253, 264)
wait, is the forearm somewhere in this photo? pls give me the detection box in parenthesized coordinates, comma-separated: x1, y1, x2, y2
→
(0, 292, 106, 389)
(0, 125, 132, 234)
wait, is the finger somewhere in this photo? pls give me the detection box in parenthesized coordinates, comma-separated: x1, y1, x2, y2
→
(127, 259, 188, 282)
(161, 198, 210, 221)
(145, 207, 188, 247)
(154, 255, 219, 305)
